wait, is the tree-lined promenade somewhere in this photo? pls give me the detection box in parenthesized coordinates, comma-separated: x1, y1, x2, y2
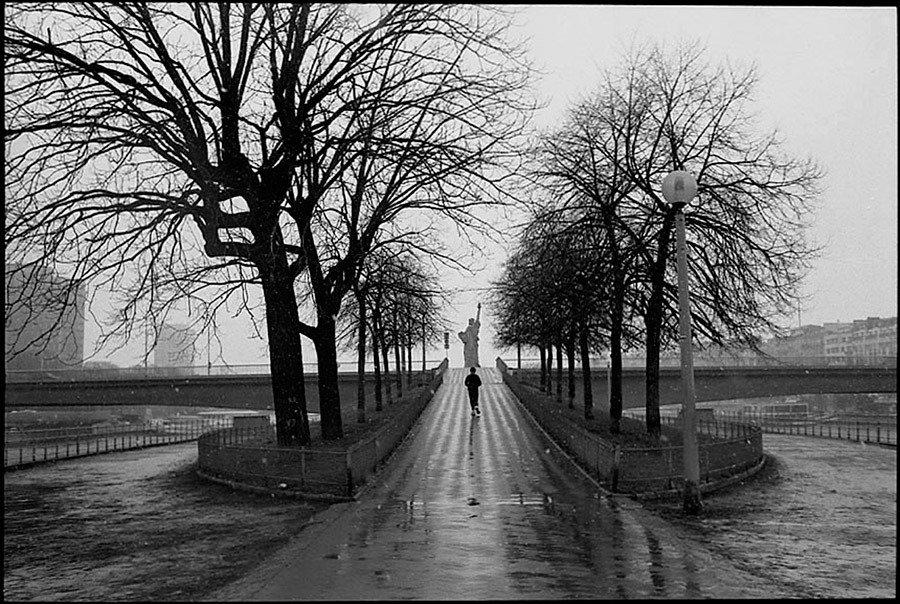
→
(6, 4, 820, 452)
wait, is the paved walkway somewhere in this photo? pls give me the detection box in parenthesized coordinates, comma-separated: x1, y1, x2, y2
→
(208, 368, 789, 600)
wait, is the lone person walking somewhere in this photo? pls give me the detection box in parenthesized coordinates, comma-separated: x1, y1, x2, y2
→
(464, 367, 482, 416)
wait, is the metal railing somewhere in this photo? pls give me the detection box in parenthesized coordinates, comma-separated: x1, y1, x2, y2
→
(726, 409, 896, 446)
(345, 375, 442, 494)
(198, 425, 351, 497)
(614, 415, 763, 495)
(5, 359, 451, 382)
(496, 359, 764, 497)
(498, 355, 897, 370)
(196, 359, 449, 499)
(623, 408, 897, 447)
(4, 417, 234, 469)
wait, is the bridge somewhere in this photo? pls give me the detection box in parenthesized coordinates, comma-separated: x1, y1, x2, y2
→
(4, 363, 896, 412)
(510, 364, 897, 409)
(4, 372, 415, 413)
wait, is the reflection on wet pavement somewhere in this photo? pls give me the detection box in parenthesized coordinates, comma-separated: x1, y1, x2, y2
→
(214, 368, 790, 600)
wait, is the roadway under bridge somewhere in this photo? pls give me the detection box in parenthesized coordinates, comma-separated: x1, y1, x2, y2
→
(5, 365, 896, 411)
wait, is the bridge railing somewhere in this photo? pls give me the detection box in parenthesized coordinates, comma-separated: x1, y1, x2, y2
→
(5, 359, 452, 383)
(4, 364, 279, 382)
(498, 355, 897, 370)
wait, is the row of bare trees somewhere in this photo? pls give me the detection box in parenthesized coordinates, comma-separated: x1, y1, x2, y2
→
(491, 41, 823, 439)
(339, 248, 448, 424)
(5, 4, 537, 445)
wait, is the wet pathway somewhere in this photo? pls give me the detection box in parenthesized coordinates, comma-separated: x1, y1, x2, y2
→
(209, 368, 790, 600)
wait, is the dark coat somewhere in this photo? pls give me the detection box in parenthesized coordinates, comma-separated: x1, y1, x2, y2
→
(464, 373, 482, 391)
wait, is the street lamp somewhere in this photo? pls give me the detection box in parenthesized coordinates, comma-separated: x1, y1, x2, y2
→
(661, 169, 702, 515)
(206, 314, 212, 376)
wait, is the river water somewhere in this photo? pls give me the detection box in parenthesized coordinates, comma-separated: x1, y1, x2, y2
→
(4, 444, 328, 602)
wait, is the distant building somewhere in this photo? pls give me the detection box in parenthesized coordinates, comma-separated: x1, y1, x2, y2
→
(81, 360, 121, 379)
(153, 323, 196, 375)
(849, 316, 897, 361)
(823, 322, 854, 362)
(82, 360, 119, 370)
(5, 263, 86, 372)
(763, 324, 827, 361)
(761, 316, 897, 365)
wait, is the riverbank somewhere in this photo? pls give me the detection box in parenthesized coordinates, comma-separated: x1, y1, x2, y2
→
(4, 444, 329, 602)
(644, 433, 896, 599)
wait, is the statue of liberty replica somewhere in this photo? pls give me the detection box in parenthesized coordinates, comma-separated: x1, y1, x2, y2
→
(457, 303, 481, 367)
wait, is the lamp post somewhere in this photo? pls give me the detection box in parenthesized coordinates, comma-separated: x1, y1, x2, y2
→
(661, 169, 702, 515)
(206, 313, 212, 376)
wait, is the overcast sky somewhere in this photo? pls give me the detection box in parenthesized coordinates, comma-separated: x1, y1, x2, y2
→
(454, 4, 898, 366)
(91, 5, 897, 368)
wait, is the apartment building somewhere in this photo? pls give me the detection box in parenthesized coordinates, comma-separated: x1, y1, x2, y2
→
(153, 323, 196, 375)
(763, 316, 897, 364)
(5, 263, 86, 372)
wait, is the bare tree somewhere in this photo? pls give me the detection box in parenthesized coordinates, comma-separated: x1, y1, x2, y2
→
(491, 214, 559, 389)
(339, 246, 447, 422)
(535, 92, 646, 432)
(5, 3, 536, 444)
(492, 206, 627, 420)
(532, 40, 823, 439)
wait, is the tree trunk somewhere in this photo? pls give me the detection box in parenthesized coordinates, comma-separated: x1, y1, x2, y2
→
(372, 316, 383, 412)
(605, 210, 625, 434)
(645, 312, 663, 441)
(391, 309, 403, 399)
(579, 327, 594, 420)
(421, 321, 426, 374)
(314, 313, 343, 440)
(539, 344, 547, 392)
(394, 339, 403, 399)
(566, 339, 576, 410)
(381, 329, 393, 405)
(609, 312, 624, 433)
(609, 300, 622, 434)
(259, 267, 310, 447)
(556, 343, 564, 405)
(407, 343, 413, 388)
(644, 210, 676, 441)
(355, 291, 367, 424)
(398, 337, 405, 390)
(546, 342, 553, 398)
